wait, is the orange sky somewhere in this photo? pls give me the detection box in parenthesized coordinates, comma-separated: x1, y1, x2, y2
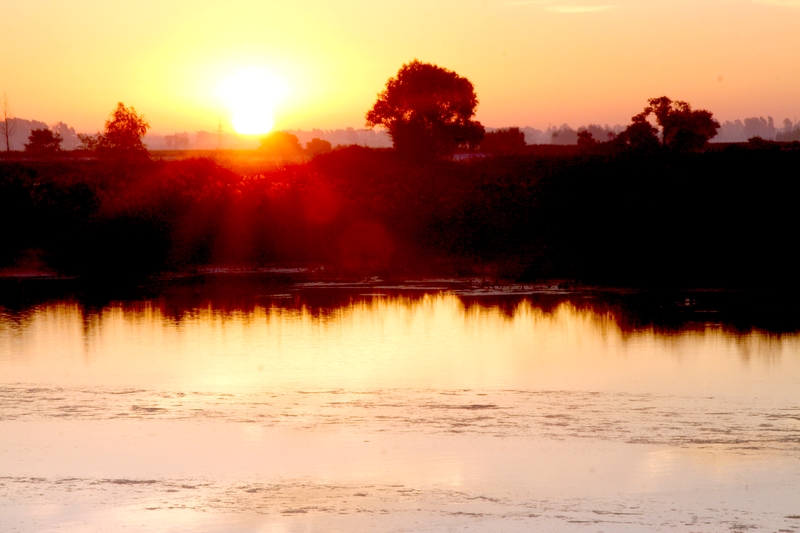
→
(2, 0, 798, 134)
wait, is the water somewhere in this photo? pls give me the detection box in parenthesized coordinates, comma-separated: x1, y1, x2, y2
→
(1, 279, 799, 532)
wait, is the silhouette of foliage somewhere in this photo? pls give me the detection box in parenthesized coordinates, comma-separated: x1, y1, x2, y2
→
(481, 127, 526, 155)
(576, 130, 598, 152)
(551, 125, 578, 145)
(743, 116, 776, 140)
(24, 128, 63, 155)
(51, 122, 80, 150)
(305, 137, 332, 156)
(615, 121, 660, 152)
(633, 96, 720, 151)
(2, 130, 799, 287)
(776, 121, 800, 142)
(77, 133, 100, 151)
(87, 103, 150, 161)
(259, 131, 303, 158)
(581, 124, 618, 143)
(366, 60, 484, 160)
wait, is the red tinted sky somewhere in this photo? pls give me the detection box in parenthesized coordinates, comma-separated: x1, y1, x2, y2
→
(2, 0, 798, 133)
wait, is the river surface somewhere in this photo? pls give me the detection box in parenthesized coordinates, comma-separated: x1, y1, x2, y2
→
(1, 277, 799, 532)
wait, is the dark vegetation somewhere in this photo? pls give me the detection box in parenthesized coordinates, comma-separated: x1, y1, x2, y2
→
(366, 60, 484, 160)
(2, 141, 799, 288)
(1, 63, 798, 289)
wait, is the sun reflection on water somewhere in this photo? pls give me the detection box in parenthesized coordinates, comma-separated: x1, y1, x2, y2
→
(2, 291, 800, 532)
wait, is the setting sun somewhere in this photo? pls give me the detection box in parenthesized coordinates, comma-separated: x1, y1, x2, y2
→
(218, 68, 288, 135)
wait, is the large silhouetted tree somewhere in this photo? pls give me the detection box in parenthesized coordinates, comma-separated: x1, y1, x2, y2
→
(366, 60, 484, 159)
(633, 96, 720, 151)
(95, 102, 150, 160)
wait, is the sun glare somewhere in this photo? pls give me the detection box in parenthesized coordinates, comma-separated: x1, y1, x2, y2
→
(219, 68, 289, 135)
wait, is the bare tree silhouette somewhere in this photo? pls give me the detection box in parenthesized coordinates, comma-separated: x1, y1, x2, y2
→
(1, 93, 17, 151)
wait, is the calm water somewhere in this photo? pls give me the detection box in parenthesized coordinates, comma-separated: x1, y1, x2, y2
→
(1, 279, 800, 532)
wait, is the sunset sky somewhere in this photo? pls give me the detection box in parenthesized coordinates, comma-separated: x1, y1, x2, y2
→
(2, 0, 798, 134)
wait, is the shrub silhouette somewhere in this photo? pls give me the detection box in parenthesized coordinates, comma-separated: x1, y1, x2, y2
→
(24, 128, 63, 155)
(305, 137, 332, 157)
(259, 131, 303, 158)
(481, 128, 526, 155)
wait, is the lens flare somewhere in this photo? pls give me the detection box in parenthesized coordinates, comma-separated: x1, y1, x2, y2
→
(219, 68, 289, 135)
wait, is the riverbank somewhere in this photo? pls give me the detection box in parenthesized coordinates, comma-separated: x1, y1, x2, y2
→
(3, 143, 799, 288)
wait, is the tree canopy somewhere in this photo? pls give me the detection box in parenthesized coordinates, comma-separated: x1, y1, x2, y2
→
(366, 60, 484, 159)
(96, 102, 150, 160)
(616, 121, 661, 152)
(24, 128, 63, 155)
(259, 131, 303, 158)
(305, 137, 332, 156)
(632, 96, 720, 151)
(481, 127, 527, 155)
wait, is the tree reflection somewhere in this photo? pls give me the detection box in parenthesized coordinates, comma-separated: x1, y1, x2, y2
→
(2, 278, 799, 336)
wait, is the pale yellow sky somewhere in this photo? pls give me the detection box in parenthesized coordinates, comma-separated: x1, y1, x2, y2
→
(2, 0, 798, 134)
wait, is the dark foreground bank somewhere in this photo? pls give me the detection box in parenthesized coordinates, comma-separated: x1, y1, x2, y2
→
(1, 143, 799, 288)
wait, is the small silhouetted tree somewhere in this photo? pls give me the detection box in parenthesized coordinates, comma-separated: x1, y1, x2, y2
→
(77, 133, 100, 151)
(481, 127, 526, 155)
(1, 93, 17, 151)
(259, 131, 303, 158)
(633, 96, 720, 151)
(305, 137, 332, 156)
(94, 102, 150, 160)
(366, 60, 484, 159)
(24, 128, 63, 155)
(576, 130, 599, 152)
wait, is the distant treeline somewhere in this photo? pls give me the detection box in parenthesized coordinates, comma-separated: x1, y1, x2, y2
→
(4, 117, 798, 152)
(2, 140, 799, 288)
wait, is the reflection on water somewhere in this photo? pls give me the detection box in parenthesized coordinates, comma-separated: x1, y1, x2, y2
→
(1, 280, 800, 532)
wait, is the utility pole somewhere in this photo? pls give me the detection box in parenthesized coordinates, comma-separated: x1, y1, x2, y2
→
(216, 119, 224, 151)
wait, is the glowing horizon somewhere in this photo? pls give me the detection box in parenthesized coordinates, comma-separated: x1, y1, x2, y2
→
(2, 0, 799, 135)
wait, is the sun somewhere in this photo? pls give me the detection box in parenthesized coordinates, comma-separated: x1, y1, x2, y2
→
(219, 68, 289, 135)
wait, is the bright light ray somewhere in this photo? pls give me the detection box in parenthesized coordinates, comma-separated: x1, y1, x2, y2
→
(219, 68, 289, 135)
